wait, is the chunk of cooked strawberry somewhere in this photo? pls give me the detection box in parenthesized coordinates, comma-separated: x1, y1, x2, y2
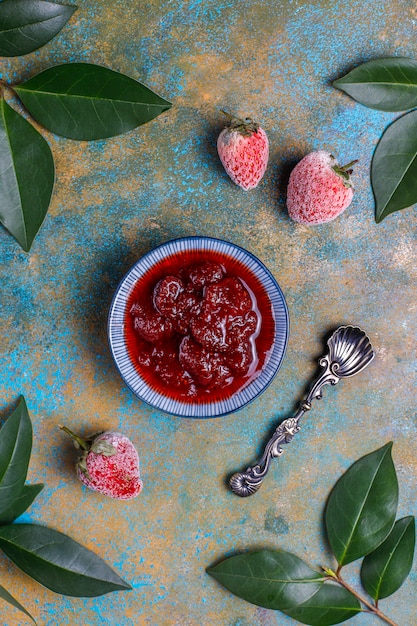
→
(225, 311, 258, 348)
(179, 336, 233, 388)
(130, 303, 173, 343)
(151, 341, 193, 388)
(187, 261, 224, 289)
(205, 277, 252, 316)
(226, 341, 255, 376)
(153, 276, 184, 317)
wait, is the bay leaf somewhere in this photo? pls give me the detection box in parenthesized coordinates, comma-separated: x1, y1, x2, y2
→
(361, 516, 415, 601)
(283, 582, 361, 626)
(325, 442, 398, 566)
(0, 523, 132, 596)
(372, 109, 417, 222)
(0, 584, 36, 624)
(207, 550, 360, 625)
(15, 63, 172, 140)
(333, 58, 417, 112)
(0, 0, 76, 57)
(0, 484, 43, 525)
(0, 99, 54, 251)
(0, 397, 33, 515)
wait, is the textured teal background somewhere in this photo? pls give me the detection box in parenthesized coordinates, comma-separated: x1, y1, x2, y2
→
(1, 0, 416, 624)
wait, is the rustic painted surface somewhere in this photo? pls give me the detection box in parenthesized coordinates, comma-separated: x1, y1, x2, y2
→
(1, 0, 417, 624)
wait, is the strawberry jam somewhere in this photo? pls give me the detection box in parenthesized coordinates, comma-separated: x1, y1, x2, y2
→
(125, 249, 275, 403)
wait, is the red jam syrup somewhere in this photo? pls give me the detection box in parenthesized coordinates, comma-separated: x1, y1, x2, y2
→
(125, 249, 275, 404)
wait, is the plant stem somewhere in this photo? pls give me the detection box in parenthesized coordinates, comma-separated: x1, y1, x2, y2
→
(59, 425, 90, 451)
(339, 159, 359, 172)
(334, 574, 399, 626)
(0, 79, 15, 95)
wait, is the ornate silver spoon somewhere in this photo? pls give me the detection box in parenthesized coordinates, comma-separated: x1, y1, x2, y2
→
(229, 325, 375, 497)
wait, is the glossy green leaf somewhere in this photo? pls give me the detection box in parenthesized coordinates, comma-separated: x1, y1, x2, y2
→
(333, 58, 417, 112)
(208, 550, 323, 608)
(283, 582, 361, 626)
(14, 63, 172, 140)
(325, 443, 398, 566)
(0, 397, 33, 515)
(0, 523, 132, 597)
(361, 516, 415, 600)
(0, 484, 43, 525)
(371, 110, 417, 223)
(0, 0, 77, 57)
(208, 550, 360, 625)
(0, 584, 36, 624)
(0, 99, 54, 251)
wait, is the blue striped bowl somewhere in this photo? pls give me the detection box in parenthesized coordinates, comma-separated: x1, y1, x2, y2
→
(108, 237, 289, 417)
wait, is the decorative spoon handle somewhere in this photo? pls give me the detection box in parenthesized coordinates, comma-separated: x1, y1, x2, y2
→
(229, 326, 375, 497)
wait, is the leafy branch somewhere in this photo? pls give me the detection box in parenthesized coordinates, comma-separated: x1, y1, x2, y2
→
(322, 566, 403, 626)
(334, 57, 417, 223)
(0, 0, 171, 252)
(208, 443, 415, 625)
(0, 397, 131, 624)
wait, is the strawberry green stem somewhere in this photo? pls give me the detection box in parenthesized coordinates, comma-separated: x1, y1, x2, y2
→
(338, 159, 359, 172)
(332, 159, 358, 187)
(59, 426, 90, 451)
(220, 110, 259, 135)
(220, 109, 236, 120)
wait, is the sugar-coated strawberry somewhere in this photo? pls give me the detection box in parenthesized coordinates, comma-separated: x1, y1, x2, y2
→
(287, 151, 357, 225)
(217, 114, 269, 190)
(61, 427, 142, 500)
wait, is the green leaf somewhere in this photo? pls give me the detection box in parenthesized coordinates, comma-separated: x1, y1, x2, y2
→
(371, 110, 417, 223)
(207, 550, 360, 625)
(325, 442, 398, 567)
(0, 484, 43, 525)
(0, 99, 54, 251)
(0, 397, 33, 515)
(0, 523, 132, 597)
(0, 584, 36, 624)
(283, 583, 361, 626)
(0, 0, 77, 57)
(208, 550, 323, 609)
(14, 63, 172, 140)
(333, 58, 417, 112)
(361, 516, 415, 601)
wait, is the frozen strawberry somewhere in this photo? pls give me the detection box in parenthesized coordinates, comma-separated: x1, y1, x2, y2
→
(217, 114, 269, 190)
(287, 151, 356, 225)
(130, 302, 173, 343)
(61, 427, 142, 500)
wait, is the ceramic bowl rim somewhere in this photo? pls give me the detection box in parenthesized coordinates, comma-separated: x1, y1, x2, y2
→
(108, 236, 289, 418)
